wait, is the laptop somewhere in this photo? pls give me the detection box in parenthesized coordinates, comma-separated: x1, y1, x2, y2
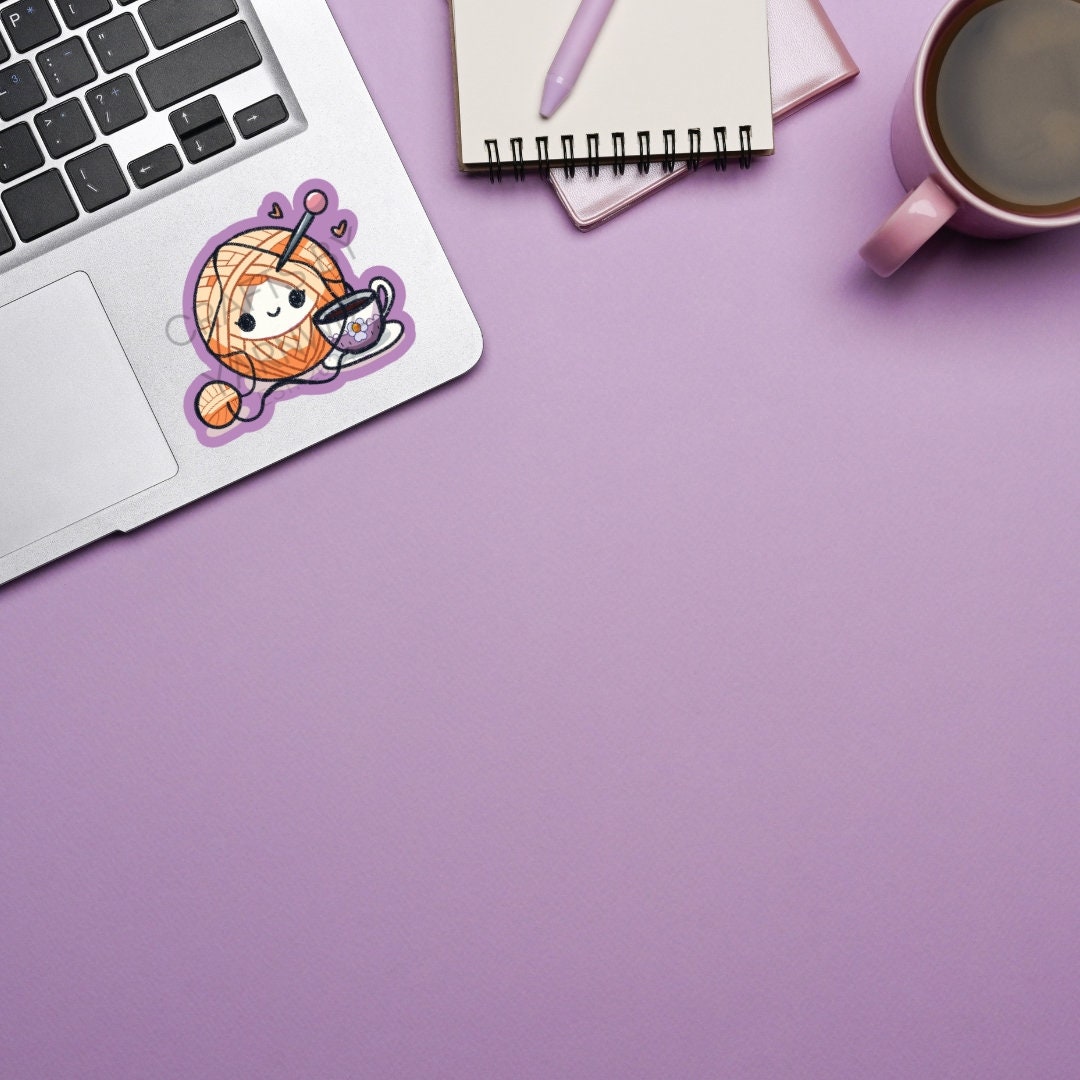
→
(0, 0, 482, 586)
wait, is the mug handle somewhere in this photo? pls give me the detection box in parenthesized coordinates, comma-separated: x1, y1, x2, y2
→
(860, 177, 959, 277)
(369, 276, 395, 317)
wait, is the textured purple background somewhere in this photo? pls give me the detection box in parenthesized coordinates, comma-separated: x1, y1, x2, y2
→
(2, 2, 1079, 1077)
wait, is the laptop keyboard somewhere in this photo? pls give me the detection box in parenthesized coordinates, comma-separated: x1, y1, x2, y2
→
(0, 0, 290, 259)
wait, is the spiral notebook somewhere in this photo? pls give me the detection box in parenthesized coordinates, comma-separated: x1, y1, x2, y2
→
(449, 0, 774, 177)
(550, 0, 858, 228)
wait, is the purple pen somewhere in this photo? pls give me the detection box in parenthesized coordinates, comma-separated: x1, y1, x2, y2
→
(540, 0, 617, 119)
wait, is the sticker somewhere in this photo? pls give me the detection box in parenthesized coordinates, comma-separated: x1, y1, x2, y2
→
(182, 180, 414, 444)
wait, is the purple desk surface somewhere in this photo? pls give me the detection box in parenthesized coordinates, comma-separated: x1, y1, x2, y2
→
(2, 2, 1078, 1078)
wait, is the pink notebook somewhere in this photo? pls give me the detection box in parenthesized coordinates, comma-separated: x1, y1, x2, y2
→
(550, 0, 858, 229)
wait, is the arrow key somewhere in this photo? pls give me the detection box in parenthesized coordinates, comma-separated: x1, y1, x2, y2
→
(234, 94, 287, 140)
(168, 93, 222, 140)
(127, 143, 181, 189)
(180, 117, 233, 164)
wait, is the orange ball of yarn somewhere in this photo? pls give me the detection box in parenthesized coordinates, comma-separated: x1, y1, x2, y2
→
(193, 227, 348, 382)
(196, 381, 242, 429)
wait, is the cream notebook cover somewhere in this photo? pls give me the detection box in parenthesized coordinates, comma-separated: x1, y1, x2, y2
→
(449, 0, 774, 173)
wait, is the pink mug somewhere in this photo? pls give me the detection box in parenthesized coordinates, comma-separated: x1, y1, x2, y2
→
(860, 0, 1080, 276)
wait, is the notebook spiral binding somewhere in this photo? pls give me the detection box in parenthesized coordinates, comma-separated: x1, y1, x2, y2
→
(483, 126, 754, 183)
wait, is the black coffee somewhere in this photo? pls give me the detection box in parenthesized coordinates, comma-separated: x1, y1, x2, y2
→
(315, 291, 374, 323)
(927, 0, 1080, 214)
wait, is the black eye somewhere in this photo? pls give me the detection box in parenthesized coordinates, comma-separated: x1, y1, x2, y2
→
(237, 312, 257, 333)
(288, 288, 306, 309)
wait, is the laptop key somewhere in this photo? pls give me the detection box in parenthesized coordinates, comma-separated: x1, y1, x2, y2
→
(2, 168, 78, 240)
(235, 94, 287, 140)
(87, 73, 145, 134)
(0, 59, 45, 120)
(1, 1, 60, 53)
(167, 96, 234, 163)
(168, 92, 222, 139)
(128, 142, 180, 188)
(137, 22, 260, 111)
(0, 30, 8, 64)
(66, 143, 128, 210)
(139, 0, 238, 50)
(180, 118, 233, 163)
(0, 210, 12, 253)
(59, 0, 114, 31)
(35, 98, 94, 158)
(0, 119, 43, 181)
(89, 13, 147, 74)
(37, 37, 97, 97)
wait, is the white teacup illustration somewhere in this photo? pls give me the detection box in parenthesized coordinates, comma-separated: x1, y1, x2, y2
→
(314, 276, 395, 353)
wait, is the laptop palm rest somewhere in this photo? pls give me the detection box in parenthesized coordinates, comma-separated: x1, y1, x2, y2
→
(0, 273, 177, 559)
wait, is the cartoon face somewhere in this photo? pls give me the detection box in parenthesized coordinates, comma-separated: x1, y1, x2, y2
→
(235, 279, 317, 341)
(193, 227, 348, 382)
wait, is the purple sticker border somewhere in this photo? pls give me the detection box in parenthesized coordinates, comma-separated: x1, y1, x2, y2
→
(180, 179, 416, 447)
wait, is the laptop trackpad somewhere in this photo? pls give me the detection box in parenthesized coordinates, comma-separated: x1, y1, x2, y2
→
(0, 272, 177, 558)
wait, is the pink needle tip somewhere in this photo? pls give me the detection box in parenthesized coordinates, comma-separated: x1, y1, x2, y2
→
(304, 190, 329, 215)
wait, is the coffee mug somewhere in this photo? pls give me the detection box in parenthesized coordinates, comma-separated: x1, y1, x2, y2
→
(315, 276, 395, 353)
(861, 0, 1080, 276)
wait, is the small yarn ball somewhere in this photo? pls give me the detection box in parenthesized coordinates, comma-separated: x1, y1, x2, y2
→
(196, 381, 241, 428)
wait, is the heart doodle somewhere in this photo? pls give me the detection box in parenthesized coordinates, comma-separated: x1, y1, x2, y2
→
(268, 202, 284, 219)
(331, 220, 349, 239)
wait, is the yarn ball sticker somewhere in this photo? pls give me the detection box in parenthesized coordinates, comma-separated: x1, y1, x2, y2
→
(181, 180, 414, 444)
